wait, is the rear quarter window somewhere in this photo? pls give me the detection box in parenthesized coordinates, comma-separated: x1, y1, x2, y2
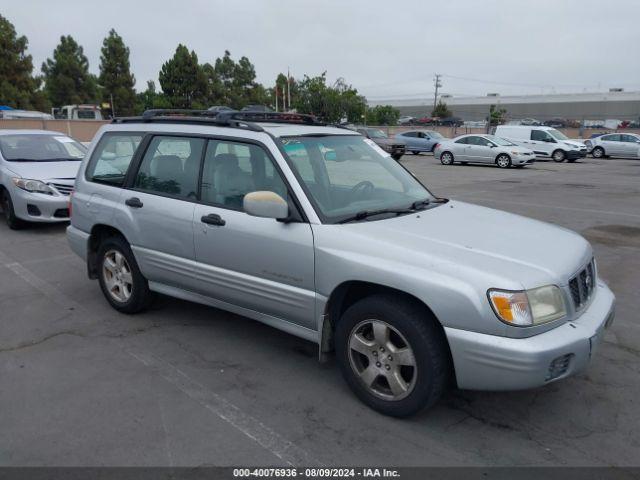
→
(86, 133, 143, 186)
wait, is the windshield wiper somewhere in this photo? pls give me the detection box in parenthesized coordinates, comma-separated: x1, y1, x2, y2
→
(338, 208, 416, 224)
(410, 199, 431, 210)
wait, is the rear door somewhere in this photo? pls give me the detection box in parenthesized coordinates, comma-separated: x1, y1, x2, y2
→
(121, 135, 205, 291)
(452, 137, 470, 160)
(192, 137, 316, 330)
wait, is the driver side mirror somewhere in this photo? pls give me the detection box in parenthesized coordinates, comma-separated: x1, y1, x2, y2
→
(243, 191, 289, 220)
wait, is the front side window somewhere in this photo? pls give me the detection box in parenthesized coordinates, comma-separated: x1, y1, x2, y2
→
(134, 136, 205, 199)
(200, 139, 287, 210)
(485, 135, 515, 146)
(86, 133, 142, 186)
(531, 130, 554, 142)
(0, 134, 86, 162)
(603, 134, 620, 142)
(622, 134, 640, 143)
(280, 135, 432, 223)
(547, 129, 569, 141)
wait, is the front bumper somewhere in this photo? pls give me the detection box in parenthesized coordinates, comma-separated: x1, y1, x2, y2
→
(445, 281, 615, 391)
(11, 187, 71, 222)
(514, 155, 536, 165)
(566, 150, 583, 160)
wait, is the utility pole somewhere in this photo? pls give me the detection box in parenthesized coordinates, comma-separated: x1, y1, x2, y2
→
(433, 74, 442, 114)
(287, 67, 291, 111)
(275, 84, 279, 112)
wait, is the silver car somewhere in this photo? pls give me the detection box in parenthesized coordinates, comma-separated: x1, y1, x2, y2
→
(585, 133, 640, 159)
(67, 111, 615, 417)
(434, 134, 536, 168)
(0, 130, 86, 229)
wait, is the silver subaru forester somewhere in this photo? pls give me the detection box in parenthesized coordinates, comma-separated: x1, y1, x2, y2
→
(67, 110, 615, 417)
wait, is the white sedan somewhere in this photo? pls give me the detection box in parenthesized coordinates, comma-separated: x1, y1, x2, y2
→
(434, 134, 536, 168)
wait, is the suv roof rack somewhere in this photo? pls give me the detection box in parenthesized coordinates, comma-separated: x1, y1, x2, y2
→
(112, 109, 328, 132)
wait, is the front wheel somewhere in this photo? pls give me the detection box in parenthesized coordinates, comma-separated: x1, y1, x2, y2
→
(440, 152, 454, 165)
(1, 190, 25, 230)
(335, 295, 450, 417)
(496, 154, 512, 168)
(592, 146, 605, 158)
(552, 149, 566, 162)
(97, 235, 152, 313)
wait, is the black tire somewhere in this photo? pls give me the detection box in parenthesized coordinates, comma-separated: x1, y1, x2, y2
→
(335, 294, 450, 417)
(1, 189, 26, 230)
(97, 235, 152, 313)
(496, 154, 512, 169)
(392, 153, 403, 161)
(552, 149, 566, 162)
(440, 151, 454, 165)
(592, 146, 605, 158)
(412, 151, 420, 155)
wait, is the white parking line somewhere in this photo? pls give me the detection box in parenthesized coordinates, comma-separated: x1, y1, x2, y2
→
(128, 350, 322, 467)
(454, 196, 640, 219)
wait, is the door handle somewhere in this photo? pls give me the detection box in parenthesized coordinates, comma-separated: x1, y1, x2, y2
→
(125, 197, 143, 208)
(201, 213, 226, 226)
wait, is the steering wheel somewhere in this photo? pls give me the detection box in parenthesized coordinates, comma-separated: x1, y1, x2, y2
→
(349, 180, 375, 200)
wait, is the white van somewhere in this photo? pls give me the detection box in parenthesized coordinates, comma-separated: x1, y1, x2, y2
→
(495, 125, 587, 162)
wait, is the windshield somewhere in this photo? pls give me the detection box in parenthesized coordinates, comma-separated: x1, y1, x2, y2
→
(0, 134, 86, 161)
(366, 129, 388, 139)
(485, 135, 515, 146)
(548, 129, 569, 141)
(280, 135, 434, 223)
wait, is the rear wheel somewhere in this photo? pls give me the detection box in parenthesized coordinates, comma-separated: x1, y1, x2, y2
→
(335, 295, 450, 417)
(97, 235, 152, 313)
(552, 149, 566, 162)
(592, 146, 605, 158)
(1, 190, 25, 230)
(496, 154, 512, 168)
(440, 152, 454, 165)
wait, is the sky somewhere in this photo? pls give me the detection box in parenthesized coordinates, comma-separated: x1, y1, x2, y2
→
(3, 0, 640, 104)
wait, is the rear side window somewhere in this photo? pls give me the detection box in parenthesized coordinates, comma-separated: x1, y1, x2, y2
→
(86, 133, 143, 186)
(134, 136, 205, 199)
(603, 134, 621, 142)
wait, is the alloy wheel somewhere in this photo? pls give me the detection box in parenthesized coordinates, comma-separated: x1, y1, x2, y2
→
(348, 319, 417, 401)
(441, 153, 453, 165)
(102, 250, 133, 303)
(497, 155, 510, 168)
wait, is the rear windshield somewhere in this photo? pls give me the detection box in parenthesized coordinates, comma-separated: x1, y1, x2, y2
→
(0, 134, 86, 161)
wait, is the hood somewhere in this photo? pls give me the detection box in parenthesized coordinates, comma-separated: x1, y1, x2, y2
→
(374, 137, 404, 147)
(3, 160, 81, 181)
(322, 201, 591, 290)
(563, 140, 586, 149)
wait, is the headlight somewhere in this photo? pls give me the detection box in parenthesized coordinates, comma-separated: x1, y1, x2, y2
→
(488, 285, 566, 326)
(12, 177, 55, 195)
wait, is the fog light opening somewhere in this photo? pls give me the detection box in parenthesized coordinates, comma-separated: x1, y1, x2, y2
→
(546, 353, 574, 381)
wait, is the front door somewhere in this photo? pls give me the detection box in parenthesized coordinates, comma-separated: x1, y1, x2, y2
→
(465, 136, 495, 163)
(530, 129, 556, 156)
(192, 138, 316, 330)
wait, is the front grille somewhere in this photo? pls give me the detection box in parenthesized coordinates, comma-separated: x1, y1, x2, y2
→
(50, 183, 74, 196)
(546, 354, 573, 381)
(569, 260, 596, 310)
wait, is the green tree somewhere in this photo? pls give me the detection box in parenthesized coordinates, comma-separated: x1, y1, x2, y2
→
(0, 14, 47, 110)
(293, 73, 366, 123)
(159, 44, 207, 108)
(489, 104, 507, 125)
(203, 51, 268, 109)
(134, 80, 170, 114)
(366, 105, 400, 125)
(42, 35, 98, 107)
(431, 99, 452, 118)
(98, 29, 136, 116)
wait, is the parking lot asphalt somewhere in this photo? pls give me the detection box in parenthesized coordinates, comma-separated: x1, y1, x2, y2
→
(1, 155, 639, 467)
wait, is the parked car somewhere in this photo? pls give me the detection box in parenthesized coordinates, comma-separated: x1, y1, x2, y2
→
(585, 133, 640, 159)
(398, 116, 415, 126)
(0, 130, 87, 229)
(543, 118, 567, 128)
(415, 116, 436, 125)
(438, 116, 463, 127)
(434, 134, 536, 168)
(207, 106, 235, 114)
(356, 127, 406, 160)
(241, 105, 273, 112)
(67, 110, 615, 417)
(495, 125, 587, 162)
(518, 118, 542, 126)
(395, 130, 445, 154)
